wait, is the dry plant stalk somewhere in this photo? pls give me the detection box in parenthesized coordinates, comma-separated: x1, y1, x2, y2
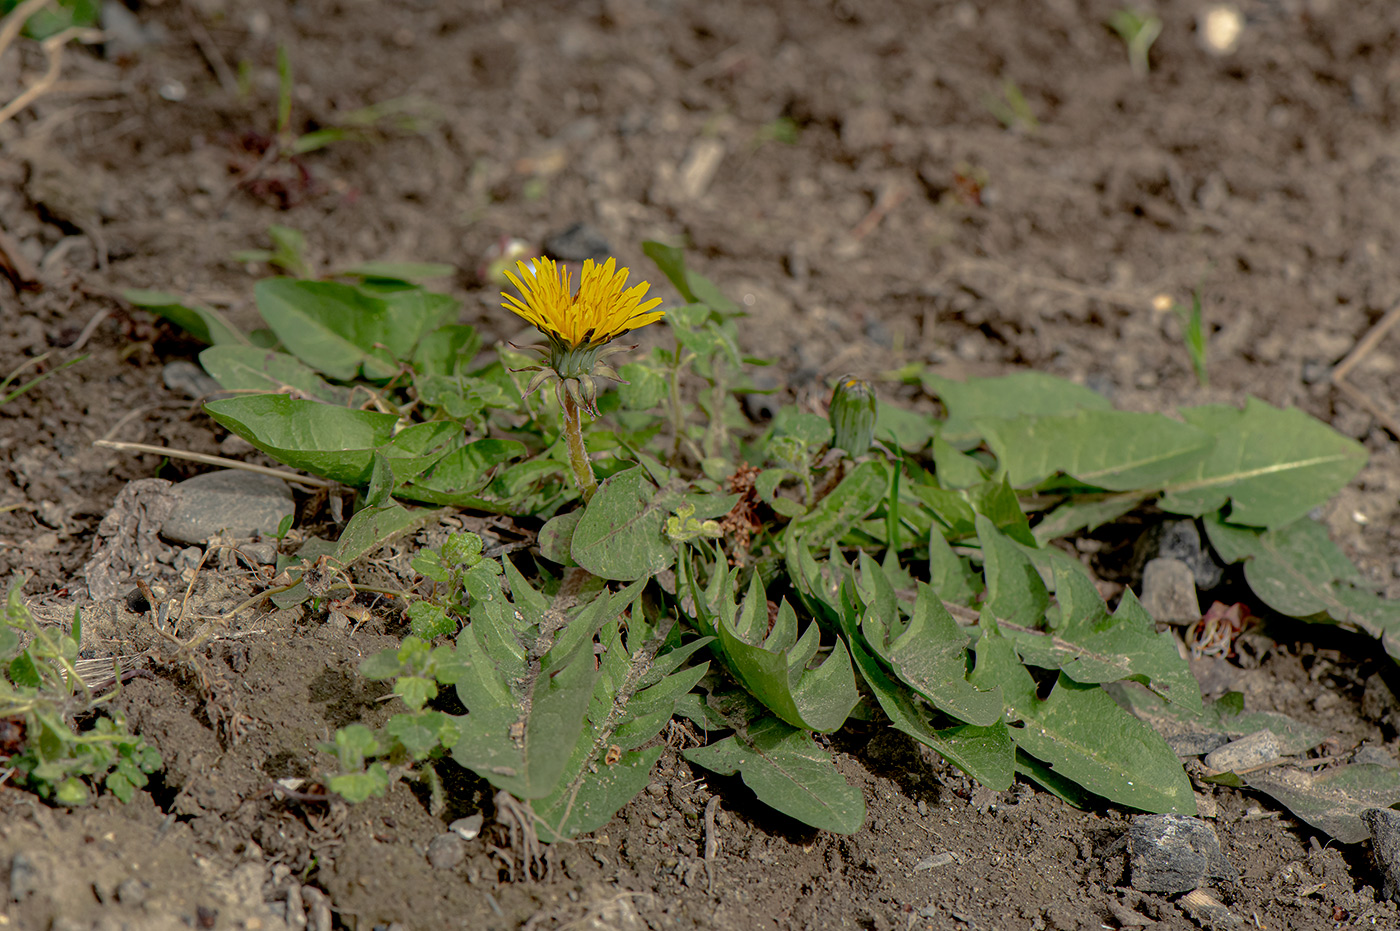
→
(0, 0, 104, 129)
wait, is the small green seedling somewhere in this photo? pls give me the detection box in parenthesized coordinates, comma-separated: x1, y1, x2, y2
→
(983, 78, 1038, 134)
(1164, 283, 1208, 387)
(1109, 8, 1163, 79)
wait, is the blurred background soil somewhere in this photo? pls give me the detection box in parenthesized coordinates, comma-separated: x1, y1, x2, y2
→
(3, 1, 1400, 928)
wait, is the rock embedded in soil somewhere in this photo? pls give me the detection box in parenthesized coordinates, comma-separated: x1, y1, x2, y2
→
(1140, 557, 1201, 623)
(1133, 520, 1225, 591)
(160, 469, 295, 545)
(1202, 730, 1282, 776)
(1128, 813, 1236, 894)
(1363, 807, 1400, 904)
(426, 833, 466, 869)
(162, 360, 223, 400)
(542, 222, 611, 262)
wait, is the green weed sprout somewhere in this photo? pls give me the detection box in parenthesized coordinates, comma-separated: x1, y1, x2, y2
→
(501, 256, 664, 501)
(0, 578, 161, 804)
(983, 78, 1038, 134)
(1109, 8, 1163, 79)
(1155, 285, 1208, 387)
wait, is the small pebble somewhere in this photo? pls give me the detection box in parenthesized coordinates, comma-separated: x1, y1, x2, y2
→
(9, 852, 39, 900)
(543, 222, 611, 262)
(1203, 730, 1280, 775)
(162, 360, 223, 400)
(427, 832, 466, 869)
(116, 877, 148, 907)
(1140, 557, 1200, 623)
(450, 814, 484, 840)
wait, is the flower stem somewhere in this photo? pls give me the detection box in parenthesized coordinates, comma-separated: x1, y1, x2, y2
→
(560, 385, 598, 502)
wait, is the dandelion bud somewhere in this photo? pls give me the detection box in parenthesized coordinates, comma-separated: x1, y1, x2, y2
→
(829, 375, 876, 455)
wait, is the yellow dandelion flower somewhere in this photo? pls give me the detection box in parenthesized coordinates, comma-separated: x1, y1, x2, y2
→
(501, 255, 665, 421)
(502, 256, 664, 349)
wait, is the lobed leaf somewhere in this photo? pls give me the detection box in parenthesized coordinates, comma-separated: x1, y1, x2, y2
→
(684, 716, 866, 834)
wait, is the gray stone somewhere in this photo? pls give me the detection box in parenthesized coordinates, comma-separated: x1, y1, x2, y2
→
(543, 222, 611, 262)
(303, 886, 332, 931)
(450, 814, 484, 840)
(1140, 557, 1201, 623)
(1363, 807, 1400, 903)
(160, 470, 295, 546)
(102, 0, 166, 60)
(161, 360, 223, 400)
(1134, 520, 1225, 591)
(1129, 813, 1236, 893)
(427, 832, 466, 869)
(1362, 673, 1400, 727)
(1166, 732, 1230, 757)
(1203, 730, 1281, 776)
(8, 852, 38, 901)
(1354, 744, 1398, 769)
(116, 877, 148, 906)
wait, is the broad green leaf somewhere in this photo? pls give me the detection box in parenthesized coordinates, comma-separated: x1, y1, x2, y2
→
(571, 466, 680, 581)
(1160, 399, 1367, 528)
(124, 290, 249, 346)
(381, 421, 461, 483)
(786, 460, 888, 550)
(618, 361, 668, 410)
(355, 280, 460, 359)
(971, 633, 1195, 814)
(534, 747, 664, 842)
(534, 621, 708, 842)
(928, 528, 980, 605)
(976, 515, 1049, 628)
(909, 484, 976, 538)
(1033, 495, 1142, 545)
(683, 716, 866, 834)
(963, 477, 1035, 544)
(254, 278, 398, 380)
(773, 410, 833, 448)
(538, 510, 581, 566)
(932, 436, 987, 488)
(924, 372, 1110, 449)
(714, 574, 859, 733)
(205, 394, 398, 483)
(340, 261, 456, 282)
(199, 345, 350, 404)
(414, 325, 483, 378)
(399, 439, 528, 505)
(450, 595, 600, 799)
(980, 410, 1211, 491)
(1203, 516, 1400, 658)
(336, 503, 442, 568)
(1010, 566, 1202, 711)
(1244, 764, 1400, 844)
(845, 619, 1013, 789)
(862, 576, 1004, 727)
(875, 400, 939, 451)
(1105, 682, 1327, 758)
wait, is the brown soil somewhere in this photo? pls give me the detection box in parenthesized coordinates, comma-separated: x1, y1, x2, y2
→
(4, 0, 1400, 928)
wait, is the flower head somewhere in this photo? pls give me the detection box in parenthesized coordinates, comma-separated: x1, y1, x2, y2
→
(501, 256, 664, 414)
